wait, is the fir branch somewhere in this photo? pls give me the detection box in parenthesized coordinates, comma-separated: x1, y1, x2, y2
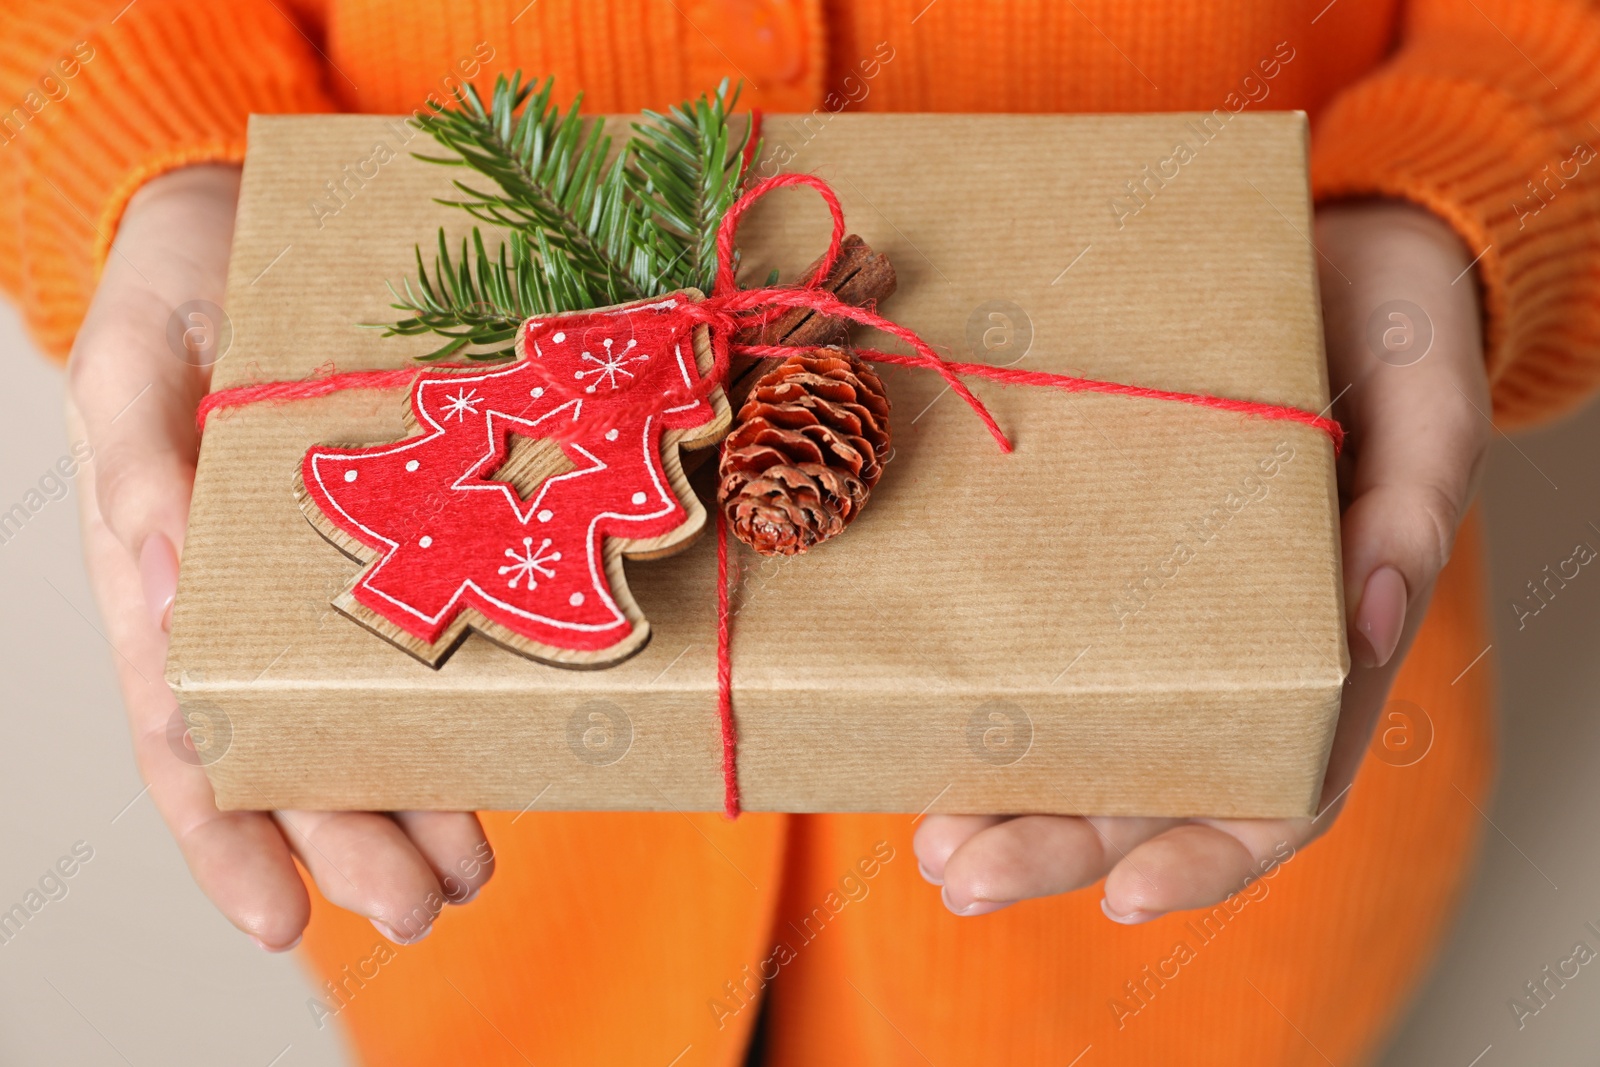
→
(420, 75, 647, 304)
(382, 230, 550, 361)
(376, 73, 754, 362)
(628, 80, 747, 294)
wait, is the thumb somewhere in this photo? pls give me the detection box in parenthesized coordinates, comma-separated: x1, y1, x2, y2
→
(1316, 201, 1491, 670)
(66, 164, 239, 632)
(1338, 349, 1489, 669)
(69, 313, 207, 633)
(1312, 336, 1489, 813)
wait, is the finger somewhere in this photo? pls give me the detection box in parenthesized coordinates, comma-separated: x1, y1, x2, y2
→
(391, 811, 495, 904)
(72, 398, 309, 948)
(912, 815, 1007, 885)
(1102, 819, 1301, 920)
(129, 682, 310, 949)
(165, 806, 310, 951)
(129, 669, 310, 949)
(937, 815, 1178, 917)
(274, 810, 448, 943)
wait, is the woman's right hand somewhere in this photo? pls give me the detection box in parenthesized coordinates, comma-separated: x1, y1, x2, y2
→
(67, 163, 494, 950)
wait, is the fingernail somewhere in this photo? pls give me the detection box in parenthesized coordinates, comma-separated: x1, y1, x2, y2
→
(453, 886, 480, 905)
(139, 533, 179, 633)
(1354, 565, 1407, 669)
(918, 862, 943, 886)
(251, 934, 301, 953)
(941, 885, 1011, 917)
(1100, 898, 1164, 925)
(1349, 627, 1379, 671)
(372, 919, 432, 945)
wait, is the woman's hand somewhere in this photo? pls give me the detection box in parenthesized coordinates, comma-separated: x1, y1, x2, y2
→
(68, 164, 495, 949)
(915, 199, 1492, 920)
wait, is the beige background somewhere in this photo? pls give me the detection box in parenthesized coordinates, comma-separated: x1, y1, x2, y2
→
(2, 291, 1597, 1063)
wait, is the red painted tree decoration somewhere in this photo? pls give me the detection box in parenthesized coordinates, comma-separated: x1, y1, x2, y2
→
(295, 292, 730, 668)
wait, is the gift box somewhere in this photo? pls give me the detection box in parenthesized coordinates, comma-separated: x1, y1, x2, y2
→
(168, 110, 1347, 817)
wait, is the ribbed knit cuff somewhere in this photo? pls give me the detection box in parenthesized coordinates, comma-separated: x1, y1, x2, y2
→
(1312, 71, 1600, 431)
(14, 0, 334, 359)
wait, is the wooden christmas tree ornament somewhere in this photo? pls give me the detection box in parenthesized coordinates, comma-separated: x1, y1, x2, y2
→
(294, 291, 730, 669)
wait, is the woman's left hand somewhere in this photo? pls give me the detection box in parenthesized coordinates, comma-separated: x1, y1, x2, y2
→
(915, 199, 1492, 921)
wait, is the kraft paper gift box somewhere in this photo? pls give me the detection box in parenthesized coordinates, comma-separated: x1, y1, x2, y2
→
(167, 110, 1347, 817)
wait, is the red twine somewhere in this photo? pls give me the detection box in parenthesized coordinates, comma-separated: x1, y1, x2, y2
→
(199, 367, 429, 430)
(715, 507, 739, 817)
(197, 171, 1344, 820)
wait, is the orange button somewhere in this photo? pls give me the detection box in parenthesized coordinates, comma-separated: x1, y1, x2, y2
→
(703, 0, 809, 86)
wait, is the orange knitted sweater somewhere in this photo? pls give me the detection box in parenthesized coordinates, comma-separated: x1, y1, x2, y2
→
(1, 4, 1596, 1066)
(3, 0, 1599, 430)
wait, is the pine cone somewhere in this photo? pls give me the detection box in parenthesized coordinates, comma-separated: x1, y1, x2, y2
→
(718, 348, 891, 556)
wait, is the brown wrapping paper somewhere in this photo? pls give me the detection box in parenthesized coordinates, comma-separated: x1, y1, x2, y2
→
(168, 111, 1347, 817)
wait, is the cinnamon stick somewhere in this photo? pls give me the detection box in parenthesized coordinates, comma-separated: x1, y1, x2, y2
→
(727, 234, 897, 408)
(683, 235, 896, 476)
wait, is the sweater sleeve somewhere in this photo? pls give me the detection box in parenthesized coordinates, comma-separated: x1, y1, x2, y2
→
(0, 0, 335, 361)
(1311, 0, 1600, 430)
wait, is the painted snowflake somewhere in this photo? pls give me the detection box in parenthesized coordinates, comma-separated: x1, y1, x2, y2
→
(500, 536, 560, 590)
(578, 337, 649, 392)
(441, 387, 481, 421)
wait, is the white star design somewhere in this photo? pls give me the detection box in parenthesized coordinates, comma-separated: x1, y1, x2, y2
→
(441, 387, 481, 421)
(498, 536, 561, 590)
(575, 338, 649, 393)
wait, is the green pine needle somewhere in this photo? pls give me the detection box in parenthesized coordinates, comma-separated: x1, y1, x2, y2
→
(375, 72, 753, 362)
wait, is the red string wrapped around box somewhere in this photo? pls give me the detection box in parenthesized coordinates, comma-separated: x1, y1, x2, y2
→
(198, 172, 1343, 819)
